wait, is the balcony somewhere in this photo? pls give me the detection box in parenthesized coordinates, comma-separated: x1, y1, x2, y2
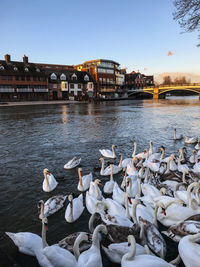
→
(16, 88, 33, 92)
(0, 88, 15, 93)
(34, 88, 48, 92)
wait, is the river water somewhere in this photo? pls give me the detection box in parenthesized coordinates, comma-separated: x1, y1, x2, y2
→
(1, 97, 200, 266)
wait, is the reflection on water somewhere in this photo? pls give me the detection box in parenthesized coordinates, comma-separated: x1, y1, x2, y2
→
(0, 97, 200, 266)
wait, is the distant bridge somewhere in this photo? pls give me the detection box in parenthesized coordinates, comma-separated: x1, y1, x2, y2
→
(128, 84, 200, 99)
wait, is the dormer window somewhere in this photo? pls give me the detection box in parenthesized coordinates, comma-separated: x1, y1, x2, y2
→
(25, 67, 29, 72)
(71, 73, 77, 81)
(0, 65, 5, 70)
(60, 73, 66, 81)
(13, 66, 18, 71)
(84, 74, 89, 81)
(36, 68, 40, 72)
(50, 73, 57, 80)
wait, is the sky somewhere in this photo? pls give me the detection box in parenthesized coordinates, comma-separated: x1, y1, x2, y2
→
(1, 0, 200, 82)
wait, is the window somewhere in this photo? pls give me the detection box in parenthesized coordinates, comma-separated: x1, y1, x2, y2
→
(103, 78, 106, 83)
(8, 76, 12, 81)
(99, 78, 102, 84)
(78, 84, 81, 89)
(33, 76, 37, 81)
(21, 76, 25, 81)
(84, 74, 89, 81)
(1, 75, 6, 80)
(53, 84, 57, 89)
(71, 73, 77, 81)
(13, 66, 18, 71)
(60, 73, 66, 81)
(25, 67, 29, 72)
(0, 66, 5, 70)
(26, 76, 30, 81)
(36, 68, 40, 72)
(38, 77, 41, 81)
(50, 73, 57, 80)
(70, 84, 74, 89)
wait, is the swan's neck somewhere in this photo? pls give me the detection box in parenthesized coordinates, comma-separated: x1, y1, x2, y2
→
(187, 183, 197, 209)
(44, 173, 50, 190)
(131, 201, 139, 224)
(112, 146, 116, 157)
(110, 166, 114, 181)
(144, 168, 149, 183)
(166, 158, 171, 173)
(182, 171, 187, 183)
(160, 149, 165, 161)
(174, 129, 176, 139)
(79, 171, 83, 188)
(69, 201, 74, 222)
(92, 225, 104, 248)
(146, 150, 149, 160)
(153, 204, 160, 227)
(100, 159, 105, 174)
(73, 234, 87, 261)
(125, 196, 130, 219)
(132, 143, 137, 157)
(119, 155, 122, 168)
(123, 236, 136, 261)
(195, 187, 200, 205)
(88, 213, 96, 233)
(94, 182, 100, 199)
(136, 178, 141, 197)
(127, 179, 132, 195)
(42, 222, 48, 249)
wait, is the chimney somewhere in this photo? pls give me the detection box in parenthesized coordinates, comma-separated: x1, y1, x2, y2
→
(23, 54, 28, 64)
(5, 54, 11, 63)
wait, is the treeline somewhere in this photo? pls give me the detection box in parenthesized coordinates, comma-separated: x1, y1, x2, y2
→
(162, 76, 191, 85)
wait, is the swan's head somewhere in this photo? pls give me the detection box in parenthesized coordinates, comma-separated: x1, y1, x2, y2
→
(78, 168, 83, 176)
(95, 179, 102, 186)
(112, 145, 116, 148)
(160, 146, 165, 151)
(170, 154, 176, 160)
(156, 201, 166, 215)
(160, 187, 168, 195)
(193, 149, 197, 154)
(42, 217, 48, 230)
(43, 168, 50, 175)
(174, 128, 176, 132)
(150, 140, 153, 145)
(98, 157, 104, 163)
(68, 194, 73, 202)
(37, 200, 45, 219)
(127, 235, 135, 245)
(95, 224, 108, 235)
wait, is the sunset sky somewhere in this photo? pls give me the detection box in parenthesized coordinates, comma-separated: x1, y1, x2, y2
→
(1, 0, 200, 82)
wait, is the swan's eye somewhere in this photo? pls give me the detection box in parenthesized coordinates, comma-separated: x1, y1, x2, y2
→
(161, 208, 166, 216)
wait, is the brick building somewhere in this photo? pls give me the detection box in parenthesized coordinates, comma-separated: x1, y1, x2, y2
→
(75, 59, 125, 98)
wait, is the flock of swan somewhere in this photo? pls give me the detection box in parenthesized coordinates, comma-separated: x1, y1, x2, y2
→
(6, 128, 200, 267)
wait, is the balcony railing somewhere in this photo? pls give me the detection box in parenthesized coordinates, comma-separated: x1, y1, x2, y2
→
(34, 88, 48, 92)
(16, 88, 33, 92)
(0, 88, 15, 92)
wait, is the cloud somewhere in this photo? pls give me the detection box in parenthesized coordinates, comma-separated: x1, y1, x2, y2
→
(167, 51, 173, 56)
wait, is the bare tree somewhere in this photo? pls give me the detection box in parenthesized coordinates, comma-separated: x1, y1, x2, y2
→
(173, 0, 200, 46)
(162, 76, 172, 85)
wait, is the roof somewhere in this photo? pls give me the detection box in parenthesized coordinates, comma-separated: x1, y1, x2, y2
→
(77, 59, 120, 66)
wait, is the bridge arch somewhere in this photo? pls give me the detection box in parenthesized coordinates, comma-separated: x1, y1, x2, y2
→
(159, 88, 200, 95)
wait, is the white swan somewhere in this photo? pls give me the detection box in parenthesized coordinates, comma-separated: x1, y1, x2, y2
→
(103, 164, 115, 194)
(75, 224, 107, 267)
(192, 161, 200, 173)
(185, 136, 198, 144)
(42, 168, 58, 192)
(189, 150, 198, 164)
(64, 157, 81, 169)
(178, 233, 200, 267)
(177, 158, 190, 173)
(173, 128, 183, 140)
(112, 181, 125, 205)
(126, 157, 139, 176)
(77, 168, 93, 192)
(102, 241, 146, 264)
(195, 141, 200, 150)
(65, 194, 84, 223)
(88, 179, 103, 200)
(121, 235, 174, 267)
(99, 157, 122, 176)
(126, 177, 140, 198)
(99, 144, 116, 159)
(38, 195, 67, 218)
(86, 191, 104, 215)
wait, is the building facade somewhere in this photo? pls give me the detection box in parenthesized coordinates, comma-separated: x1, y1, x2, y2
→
(75, 59, 125, 98)
(0, 54, 94, 101)
(125, 71, 154, 89)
